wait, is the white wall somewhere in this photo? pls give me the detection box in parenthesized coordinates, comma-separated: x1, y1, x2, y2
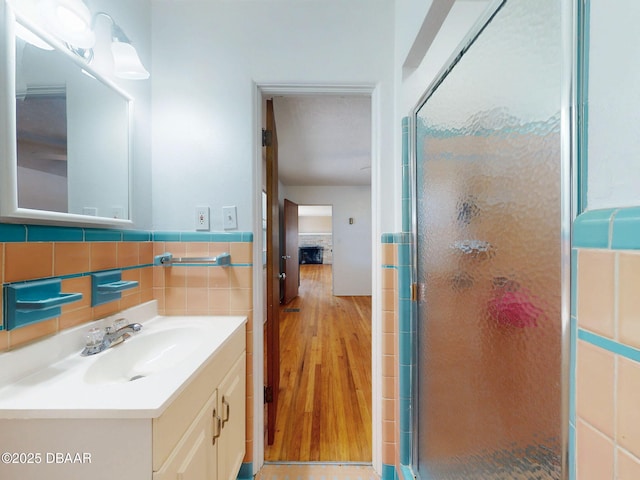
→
(586, 0, 640, 210)
(396, 1, 490, 117)
(284, 185, 372, 296)
(86, 0, 153, 228)
(299, 215, 331, 234)
(150, 0, 395, 232)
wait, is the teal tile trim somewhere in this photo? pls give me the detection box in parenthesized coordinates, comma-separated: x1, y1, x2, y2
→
(569, 317, 577, 426)
(0, 223, 27, 242)
(152, 231, 253, 242)
(382, 464, 398, 480)
(32, 263, 155, 286)
(569, 422, 576, 480)
(27, 225, 84, 242)
(573, 206, 640, 249)
(402, 116, 411, 233)
(381, 233, 395, 244)
(611, 207, 640, 250)
(381, 232, 411, 244)
(0, 222, 254, 244)
(123, 230, 152, 242)
(572, 208, 616, 248)
(152, 231, 181, 242)
(578, 329, 640, 363)
(84, 228, 123, 242)
(237, 462, 252, 480)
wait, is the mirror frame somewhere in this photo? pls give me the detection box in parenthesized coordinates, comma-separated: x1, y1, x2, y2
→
(0, 0, 134, 227)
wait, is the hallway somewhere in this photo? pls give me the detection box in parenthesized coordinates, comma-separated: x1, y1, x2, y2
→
(265, 264, 372, 462)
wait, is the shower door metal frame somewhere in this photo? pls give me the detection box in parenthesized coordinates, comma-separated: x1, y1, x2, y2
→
(406, 0, 578, 478)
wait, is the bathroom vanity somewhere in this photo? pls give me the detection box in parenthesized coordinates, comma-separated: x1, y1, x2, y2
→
(0, 301, 246, 480)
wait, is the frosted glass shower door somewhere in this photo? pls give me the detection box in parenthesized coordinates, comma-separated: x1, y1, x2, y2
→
(414, 0, 567, 478)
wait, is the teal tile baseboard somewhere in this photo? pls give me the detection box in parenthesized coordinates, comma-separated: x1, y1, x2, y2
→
(382, 463, 398, 480)
(237, 462, 253, 480)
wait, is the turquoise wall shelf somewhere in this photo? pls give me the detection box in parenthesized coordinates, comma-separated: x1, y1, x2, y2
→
(91, 270, 139, 307)
(3, 278, 83, 331)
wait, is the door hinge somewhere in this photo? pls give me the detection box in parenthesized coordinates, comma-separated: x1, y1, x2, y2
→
(264, 385, 274, 404)
(262, 129, 272, 147)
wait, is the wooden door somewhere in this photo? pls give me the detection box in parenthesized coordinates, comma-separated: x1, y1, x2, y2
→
(264, 98, 280, 445)
(282, 199, 299, 304)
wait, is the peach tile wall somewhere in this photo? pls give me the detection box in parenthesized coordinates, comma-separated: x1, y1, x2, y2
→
(153, 240, 255, 463)
(576, 248, 640, 479)
(381, 243, 399, 472)
(0, 232, 255, 465)
(0, 240, 154, 350)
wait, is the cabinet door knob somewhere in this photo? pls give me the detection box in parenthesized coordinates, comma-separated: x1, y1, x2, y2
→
(212, 408, 222, 445)
(222, 397, 230, 427)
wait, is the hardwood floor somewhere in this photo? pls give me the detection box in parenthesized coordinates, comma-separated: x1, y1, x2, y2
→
(265, 264, 372, 462)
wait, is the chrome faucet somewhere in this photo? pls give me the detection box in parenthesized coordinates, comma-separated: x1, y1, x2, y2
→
(81, 321, 143, 356)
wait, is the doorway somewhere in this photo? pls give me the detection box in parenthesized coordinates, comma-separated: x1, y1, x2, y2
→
(258, 89, 375, 465)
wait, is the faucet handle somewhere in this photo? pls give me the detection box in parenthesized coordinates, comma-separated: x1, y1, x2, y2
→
(105, 318, 127, 334)
(113, 318, 128, 330)
(85, 327, 105, 347)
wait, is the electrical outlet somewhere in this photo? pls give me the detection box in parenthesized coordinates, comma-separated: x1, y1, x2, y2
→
(195, 206, 210, 231)
(82, 207, 98, 216)
(223, 205, 237, 230)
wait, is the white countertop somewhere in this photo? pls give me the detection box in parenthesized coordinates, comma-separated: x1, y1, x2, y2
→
(0, 301, 246, 419)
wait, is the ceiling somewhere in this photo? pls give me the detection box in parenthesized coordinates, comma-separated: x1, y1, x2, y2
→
(272, 95, 372, 187)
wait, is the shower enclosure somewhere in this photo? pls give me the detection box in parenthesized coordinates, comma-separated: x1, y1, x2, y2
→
(412, 0, 572, 478)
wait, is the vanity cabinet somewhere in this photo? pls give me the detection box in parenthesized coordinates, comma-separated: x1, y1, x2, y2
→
(153, 329, 246, 480)
(153, 354, 246, 480)
(0, 310, 247, 480)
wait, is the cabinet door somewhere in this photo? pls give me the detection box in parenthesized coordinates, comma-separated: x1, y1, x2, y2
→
(154, 391, 219, 480)
(217, 353, 246, 480)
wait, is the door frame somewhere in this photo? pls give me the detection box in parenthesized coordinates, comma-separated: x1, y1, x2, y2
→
(251, 82, 382, 473)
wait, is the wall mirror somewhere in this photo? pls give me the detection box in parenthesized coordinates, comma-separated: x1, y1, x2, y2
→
(0, 2, 133, 226)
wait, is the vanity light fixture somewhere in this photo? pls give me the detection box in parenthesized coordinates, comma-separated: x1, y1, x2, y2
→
(39, 0, 95, 49)
(34, 2, 149, 80)
(102, 15, 150, 80)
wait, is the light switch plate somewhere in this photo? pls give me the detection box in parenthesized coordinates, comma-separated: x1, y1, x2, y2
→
(223, 206, 237, 230)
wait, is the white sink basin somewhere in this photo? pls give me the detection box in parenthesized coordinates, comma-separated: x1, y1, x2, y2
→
(83, 327, 205, 384)
(0, 301, 247, 418)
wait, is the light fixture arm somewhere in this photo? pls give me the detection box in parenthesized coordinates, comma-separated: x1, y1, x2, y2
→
(51, 6, 149, 80)
(92, 12, 132, 44)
